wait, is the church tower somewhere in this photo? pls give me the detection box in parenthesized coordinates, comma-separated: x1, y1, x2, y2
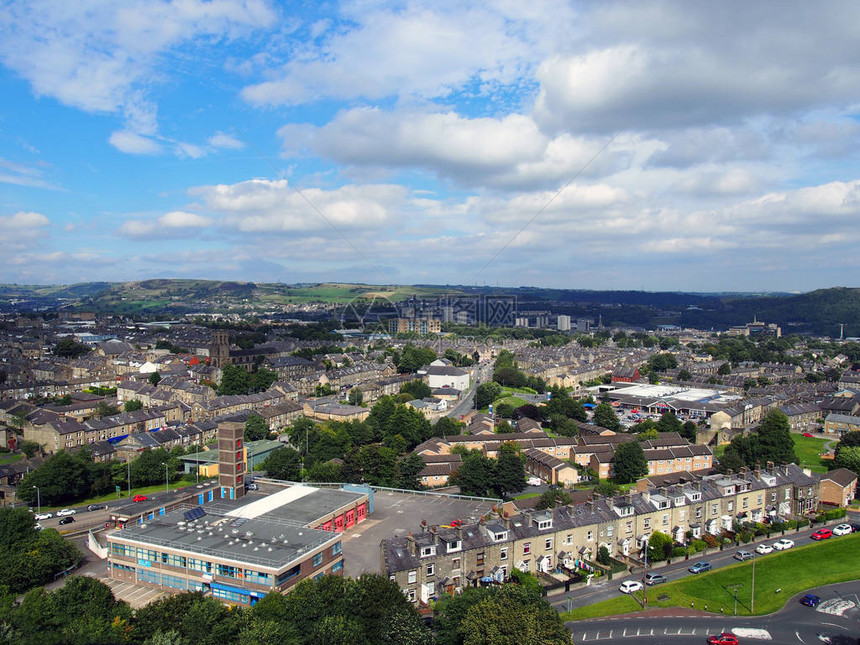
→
(210, 330, 230, 368)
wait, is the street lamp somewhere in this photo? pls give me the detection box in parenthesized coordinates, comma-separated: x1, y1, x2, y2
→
(33, 485, 40, 514)
(161, 462, 169, 495)
(127, 457, 132, 498)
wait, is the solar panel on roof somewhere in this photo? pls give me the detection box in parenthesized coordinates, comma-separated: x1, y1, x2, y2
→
(183, 506, 206, 522)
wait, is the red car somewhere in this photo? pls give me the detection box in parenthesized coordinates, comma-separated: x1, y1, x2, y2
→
(811, 528, 832, 540)
(803, 432, 814, 437)
(708, 633, 739, 645)
(133, 495, 148, 502)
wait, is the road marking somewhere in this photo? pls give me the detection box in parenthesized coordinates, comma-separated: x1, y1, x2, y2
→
(821, 622, 842, 628)
(795, 630, 804, 643)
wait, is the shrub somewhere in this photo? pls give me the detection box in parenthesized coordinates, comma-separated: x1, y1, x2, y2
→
(671, 546, 688, 558)
(796, 518, 809, 529)
(738, 531, 754, 543)
(690, 539, 707, 553)
(702, 534, 719, 548)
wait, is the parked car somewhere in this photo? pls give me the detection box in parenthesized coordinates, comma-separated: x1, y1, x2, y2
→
(802, 432, 814, 437)
(34, 523, 44, 531)
(689, 561, 712, 574)
(133, 495, 148, 502)
(87, 504, 107, 511)
(850, 523, 860, 533)
(832, 523, 852, 536)
(755, 543, 773, 554)
(56, 508, 76, 516)
(245, 483, 259, 491)
(644, 572, 667, 585)
(734, 550, 754, 561)
(708, 633, 739, 645)
(619, 580, 643, 593)
(58, 516, 76, 525)
(34, 512, 53, 520)
(773, 538, 794, 550)
(800, 594, 822, 607)
(811, 528, 832, 541)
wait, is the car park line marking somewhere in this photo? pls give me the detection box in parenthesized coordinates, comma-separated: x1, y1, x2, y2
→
(795, 631, 804, 642)
(821, 622, 842, 629)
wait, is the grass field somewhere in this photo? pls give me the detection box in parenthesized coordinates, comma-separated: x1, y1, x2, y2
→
(563, 532, 860, 621)
(0, 452, 23, 465)
(791, 432, 830, 473)
(37, 478, 217, 511)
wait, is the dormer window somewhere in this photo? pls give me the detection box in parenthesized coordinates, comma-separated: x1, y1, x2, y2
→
(673, 496, 685, 507)
(492, 531, 508, 542)
(446, 539, 462, 553)
(613, 504, 634, 517)
(537, 519, 553, 530)
(420, 545, 436, 558)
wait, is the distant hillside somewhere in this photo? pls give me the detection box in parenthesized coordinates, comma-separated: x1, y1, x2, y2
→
(679, 287, 860, 337)
(0, 280, 857, 335)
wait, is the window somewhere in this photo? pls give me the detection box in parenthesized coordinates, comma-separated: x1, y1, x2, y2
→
(447, 539, 462, 552)
(771, 491, 777, 502)
(587, 530, 594, 541)
(425, 563, 434, 576)
(545, 538, 552, 550)
(332, 541, 342, 556)
(643, 518, 650, 530)
(784, 489, 790, 500)
(408, 570, 417, 584)
(521, 560, 530, 572)
(492, 530, 508, 542)
(500, 548, 508, 561)
(452, 557, 461, 569)
(426, 581, 435, 596)
(420, 546, 436, 557)
(757, 495, 763, 505)
(662, 513, 669, 526)
(523, 543, 531, 555)
(742, 497, 748, 509)
(626, 521, 633, 534)
(537, 519, 552, 530)
(313, 553, 323, 568)
(406, 589, 416, 603)
(727, 501, 733, 512)
(696, 507, 702, 519)
(606, 525, 614, 537)
(476, 552, 485, 566)
(711, 504, 718, 516)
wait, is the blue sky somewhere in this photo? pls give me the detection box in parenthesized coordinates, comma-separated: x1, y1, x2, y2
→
(2, 1, 860, 292)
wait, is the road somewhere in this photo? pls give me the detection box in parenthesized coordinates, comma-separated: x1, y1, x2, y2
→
(568, 580, 860, 644)
(446, 363, 493, 419)
(550, 523, 848, 613)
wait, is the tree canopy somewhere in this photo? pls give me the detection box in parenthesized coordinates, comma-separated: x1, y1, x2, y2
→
(719, 409, 798, 471)
(592, 402, 621, 431)
(613, 441, 648, 484)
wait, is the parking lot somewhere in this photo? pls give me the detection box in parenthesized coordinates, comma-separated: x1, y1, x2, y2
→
(343, 489, 497, 577)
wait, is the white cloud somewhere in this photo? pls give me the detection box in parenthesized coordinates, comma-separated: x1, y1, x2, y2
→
(1, 211, 50, 229)
(280, 108, 632, 189)
(117, 210, 213, 238)
(0, 0, 275, 148)
(241, 2, 570, 106)
(109, 130, 163, 155)
(190, 179, 408, 233)
(0, 157, 58, 190)
(534, 3, 860, 133)
(208, 131, 245, 150)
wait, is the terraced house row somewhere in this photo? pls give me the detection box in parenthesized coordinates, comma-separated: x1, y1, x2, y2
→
(381, 461, 818, 606)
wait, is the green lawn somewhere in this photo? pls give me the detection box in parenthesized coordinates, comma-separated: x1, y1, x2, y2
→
(791, 432, 830, 473)
(514, 492, 541, 500)
(563, 532, 860, 621)
(0, 452, 23, 465)
(494, 395, 530, 409)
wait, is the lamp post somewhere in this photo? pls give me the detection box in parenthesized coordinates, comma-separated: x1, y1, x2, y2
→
(751, 555, 755, 614)
(162, 462, 169, 495)
(127, 457, 131, 498)
(33, 485, 40, 515)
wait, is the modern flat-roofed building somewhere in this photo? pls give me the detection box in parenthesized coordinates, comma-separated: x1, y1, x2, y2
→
(107, 484, 368, 605)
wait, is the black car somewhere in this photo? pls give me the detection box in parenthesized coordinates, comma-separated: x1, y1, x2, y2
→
(87, 504, 107, 511)
(58, 516, 76, 525)
(644, 572, 667, 585)
(850, 523, 860, 533)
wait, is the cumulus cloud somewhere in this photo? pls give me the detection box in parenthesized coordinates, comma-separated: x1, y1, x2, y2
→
(189, 179, 408, 233)
(279, 108, 632, 189)
(242, 2, 573, 106)
(534, 2, 860, 133)
(117, 210, 213, 238)
(1, 211, 50, 229)
(0, 0, 275, 149)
